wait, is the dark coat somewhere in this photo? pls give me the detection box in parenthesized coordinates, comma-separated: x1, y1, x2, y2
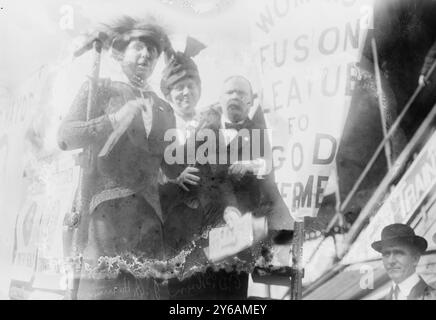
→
(160, 105, 293, 258)
(58, 79, 179, 299)
(58, 79, 180, 264)
(58, 79, 177, 221)
(384, 277, 436, 300)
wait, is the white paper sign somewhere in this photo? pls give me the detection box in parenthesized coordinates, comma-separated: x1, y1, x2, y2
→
(208, 214, 254, 262)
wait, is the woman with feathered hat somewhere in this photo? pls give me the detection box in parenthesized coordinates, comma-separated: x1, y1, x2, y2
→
(58, 16, 179, 300)
(158, 37, 207, 258)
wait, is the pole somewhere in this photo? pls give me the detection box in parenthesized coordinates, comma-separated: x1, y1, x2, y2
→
(371, 38, 392, 170)
(290, 221, 304, 300)
(65, 38, 103, 300)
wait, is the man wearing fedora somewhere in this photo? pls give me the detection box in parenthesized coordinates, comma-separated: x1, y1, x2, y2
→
(372, 223, 436, 300)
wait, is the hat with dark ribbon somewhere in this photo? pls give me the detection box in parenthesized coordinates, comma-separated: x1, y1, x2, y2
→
(101, 16, 170, 57)
(160, 36, 206, 98)
(371, 223, 428, 254)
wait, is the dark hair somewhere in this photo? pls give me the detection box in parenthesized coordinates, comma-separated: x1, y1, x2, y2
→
(161, 52, 201, 98)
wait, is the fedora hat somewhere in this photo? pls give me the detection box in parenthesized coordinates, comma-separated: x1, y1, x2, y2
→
(371, 223, 428, 254)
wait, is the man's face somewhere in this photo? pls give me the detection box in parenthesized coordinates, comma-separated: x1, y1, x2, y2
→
(382, 244, 420, 284)
(121, 39, 159, 86)
(220, 77, 253, 123)
(169, 78, 201, 118)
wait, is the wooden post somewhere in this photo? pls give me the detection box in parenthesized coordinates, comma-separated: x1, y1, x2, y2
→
(291, 221, 305, 300)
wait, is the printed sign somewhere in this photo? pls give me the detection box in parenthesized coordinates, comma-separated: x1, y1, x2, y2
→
(249, 0, 373, 220)
(9, 196, 45, 289)
(4, 64, 80, 298)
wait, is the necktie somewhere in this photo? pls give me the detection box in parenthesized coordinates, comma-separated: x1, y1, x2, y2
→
(392, 285, 400, 300)
(138, 91, 153, 137)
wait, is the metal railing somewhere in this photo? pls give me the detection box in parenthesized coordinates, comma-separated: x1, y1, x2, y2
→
(305, 44, 436, 273)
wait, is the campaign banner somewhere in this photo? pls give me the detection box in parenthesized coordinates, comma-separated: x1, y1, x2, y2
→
(2, 64, 81, 299)
(0, 68, 50, 298)
(0, 82, 36, 255)
(249, 0, 373, 220)
(9, 152, 80, 299)
(342, 131, 436, 265)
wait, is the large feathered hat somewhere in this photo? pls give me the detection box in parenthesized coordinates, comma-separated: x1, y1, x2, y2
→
(160, 36, 206, 97)
(101, 16, 170, 58)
